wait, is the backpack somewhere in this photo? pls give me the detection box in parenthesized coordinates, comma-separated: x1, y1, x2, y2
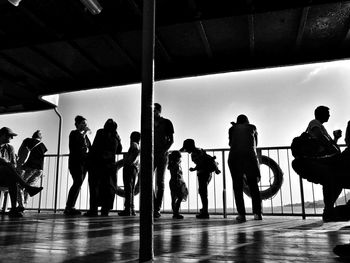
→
(291, 132, 321, 158)
(17, 140, 42, 167)
(199, 150, 220, 174)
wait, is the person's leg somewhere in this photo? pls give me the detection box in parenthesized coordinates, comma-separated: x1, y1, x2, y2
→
(22, 169, 43, 204)
(228, 160, 246, 218)
(154, 153, 167, 216)
(130, 169, 137, 215)
(84, 169, 99, 216)
(245, 158, 262, 217)
(119, 165, 135, 216)
(65, 165, 86, 210)
(197, 172, 210, 218)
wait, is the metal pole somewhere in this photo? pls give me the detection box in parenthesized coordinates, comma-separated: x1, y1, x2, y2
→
(53, 107, 62, 213)
(299, 176, 306, 219)
(139, 0, 155, 261)
(222, 151, 227, 218)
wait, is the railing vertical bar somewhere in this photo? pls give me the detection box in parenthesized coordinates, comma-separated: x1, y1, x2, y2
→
(212, 151, 217, 214)
(222, 150, 227, 218)
(277, 149, 283, 214)
(286, 150, 294, 215)
(311, 183, 316, 214)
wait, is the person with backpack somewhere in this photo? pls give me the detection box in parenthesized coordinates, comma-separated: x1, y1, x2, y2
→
(180, 138, 219, 219)
(293, 106, 343, 222)
(16, 130, 47, 211)
(228, 114, 262, 223)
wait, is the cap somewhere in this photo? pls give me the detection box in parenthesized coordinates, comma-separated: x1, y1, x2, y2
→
(179, 139, 195, 152)
(0, 127, 17, 137)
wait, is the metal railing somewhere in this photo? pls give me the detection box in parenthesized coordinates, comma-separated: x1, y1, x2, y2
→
(12, 146, 350, 218)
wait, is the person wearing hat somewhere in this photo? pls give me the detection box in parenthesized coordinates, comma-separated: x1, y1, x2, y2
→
(64, 115, 92, 216)
(0, 127, 43, 217)
(228, 114, 262, 223)
(180, 139, 214, 219)
(153, 103, 174, 218)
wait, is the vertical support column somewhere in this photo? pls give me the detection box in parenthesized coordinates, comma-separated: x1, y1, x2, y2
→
(139, 0, 155, 262)
(299, 176, 306, 219)
(53, 107, 62, 213)
(222, 151, 227, 218)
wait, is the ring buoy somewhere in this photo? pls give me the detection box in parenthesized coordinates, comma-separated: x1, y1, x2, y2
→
(115, 159, 140, 197)
(243, 155, 284, 200)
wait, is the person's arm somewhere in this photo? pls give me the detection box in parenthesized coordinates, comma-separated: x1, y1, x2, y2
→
(311, 126, 339, 152)
(124, 143, 140, 166)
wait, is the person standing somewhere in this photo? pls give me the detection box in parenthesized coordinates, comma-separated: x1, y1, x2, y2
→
(64, 115, 91, 216)
(16, 130, 48, 211)
(228, 114, 262, 223)
(167, 150, 188, 219)
(180, 139, 213, 219)
(85, 118, 122, 216)
(153, 103, 174, 218)
(118, 131, 140, 216)
(0, 127, 43, 217)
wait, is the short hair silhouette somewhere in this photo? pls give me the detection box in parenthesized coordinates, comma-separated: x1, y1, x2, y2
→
(237, 114, 249, 124)
(154, 103, 162, 112)
(130, 131, 141, 142)
(314, 106, 329, 120)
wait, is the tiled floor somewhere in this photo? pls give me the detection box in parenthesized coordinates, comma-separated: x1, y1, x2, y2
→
(0, 212, 349, 262)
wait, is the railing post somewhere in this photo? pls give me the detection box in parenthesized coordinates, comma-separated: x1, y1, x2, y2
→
(299, 176, 306, 219)
(222, 150, 227, 218)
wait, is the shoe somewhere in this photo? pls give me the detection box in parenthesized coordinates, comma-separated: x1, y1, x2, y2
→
(131, 210, 136, 216)
(196, 212, 209, 219)
(118, 210, 131, 216)
(8, 209, 23, 218)
(254, 214, 262, 220)
(64, 208, 81, 216)
(334, 243, 350, 259)
(172, 214, 184, 219)
(154, 211, 161, 219)
(15, 206, 25, 213)
(83, 210, 98, 217)
(26, 186, 43, 197)
(235, 215, 246, 223)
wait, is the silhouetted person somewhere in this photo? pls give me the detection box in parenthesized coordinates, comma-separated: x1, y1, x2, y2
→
(85, 118, 122, 216)
(168, 150, 188, 219)
(154, 103, 174, 218)
(16, 130, 47, 211)
(64, 115, 91, 216)
(306, 106, 342, 221)
(228, 115, 262, 223)
(180, 139, 213, 219)
(118, 131, 140, 217)
(0, 127, 43, 218)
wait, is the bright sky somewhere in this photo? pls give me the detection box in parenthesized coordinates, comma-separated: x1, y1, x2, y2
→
(2, 59, 350, 154)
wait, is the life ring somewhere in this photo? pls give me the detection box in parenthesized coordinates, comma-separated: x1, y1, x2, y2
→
(115, 159, 140, 197)
(243, 155, 284, 200)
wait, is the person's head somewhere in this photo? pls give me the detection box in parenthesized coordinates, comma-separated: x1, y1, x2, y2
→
(236, 114, 249, 124)
(179, 139, 196, 153)
(0, 127, 17, 144)
(130, 131, 141, 143)
(74, 115, 88, 131)
(32, 130, 42, 140)
(169, 150, 181, 163)
(154, 103, 162, 118)
(314, 106, 330, 123)
(104, 118, 118, 133)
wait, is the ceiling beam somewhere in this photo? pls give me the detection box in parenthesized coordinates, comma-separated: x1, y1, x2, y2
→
(295, 6, 310, 53)
(195, 21, 213, 59)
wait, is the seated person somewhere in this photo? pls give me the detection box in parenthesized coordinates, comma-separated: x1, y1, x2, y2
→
(292, 106, 344, 222)
(0, 127, 43, 218)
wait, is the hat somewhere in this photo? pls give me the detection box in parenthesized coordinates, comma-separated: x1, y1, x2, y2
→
(0, 127, 17, 137)
(180, 139, 195, 152)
